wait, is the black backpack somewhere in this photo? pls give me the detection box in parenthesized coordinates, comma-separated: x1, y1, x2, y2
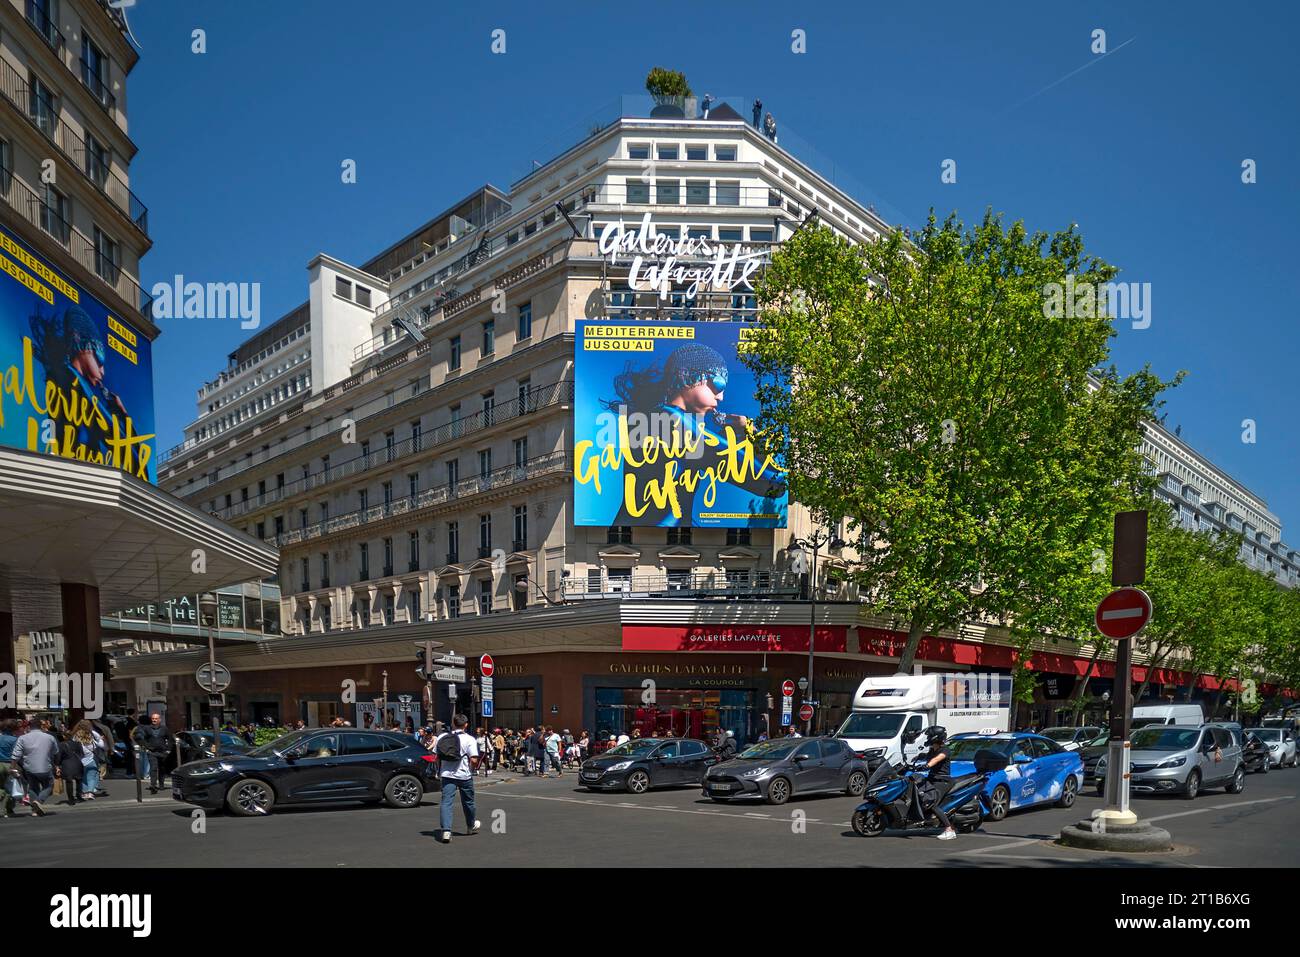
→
(436, 731, 463, 764)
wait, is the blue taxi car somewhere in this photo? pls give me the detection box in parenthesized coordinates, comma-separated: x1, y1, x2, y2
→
(946, 732, 1084, 821)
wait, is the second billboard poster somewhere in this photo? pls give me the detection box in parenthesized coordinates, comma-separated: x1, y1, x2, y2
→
(573, 320, 787, 529)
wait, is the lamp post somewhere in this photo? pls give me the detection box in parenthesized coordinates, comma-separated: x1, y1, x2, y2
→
(514, 576, 565, 606)
(198, 592, 220, 758)
(791, 530, 845, 735)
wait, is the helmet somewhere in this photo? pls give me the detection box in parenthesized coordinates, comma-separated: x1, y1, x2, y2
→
(924, 726, 948, 747)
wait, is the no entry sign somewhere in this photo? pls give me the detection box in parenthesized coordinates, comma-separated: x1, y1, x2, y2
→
(781, 680, 795, 697)
(799, 703, 815, 722)
(1095, 587, 1153, 640)
(479, 654, 495, 677)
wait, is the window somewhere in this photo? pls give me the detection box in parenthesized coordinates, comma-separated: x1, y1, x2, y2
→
(355, 285, 371, 308)
(656, 179, 680, 204)
(359, 543, 370, 580)
(516, 378, 532, 414)
(409, 531, 420, 571)
(383, 592, 394, 625)
(513, 436, 528, 469)
(447, 584, 461, 618)
(449, 336, 461, 371)
(715, 145, 737, 161)
(446, 521, 459, 562)
(0, 139, 10, 193)
(344, 733, 388, 756)
(750, 227, 774, 242)
(446, 458, 460, 489)
(29, 74, 57, 135)
(273, 516, 284, 536)
(666, 527, 692, 545)
(479, 513, 492, 553)
(687, 226, 711, 240)
(768, 189, 783, 208)
(335, 276, 352, 298)
(726, 528, 752, 546)
(608, 525, 633, 545)
(716, 181, 740, 206)
(360, 440, 370, 463)
(93, 226, 120, 283)
(482, 319, 495, 356)
(513, 505, 527, 549)
(686, 145, 707, 161)
(298, 508, 307, 528)
(358, 488, 369, 511)
(517, 301, 532, 339)
(300, 557, 309, 591)
(408, 472, 419, 500)
(383, 537, 394, 576)
(320, 501, 329, 522)
(626, 179, 650, 204)
(718, 227, 743, 243)
(40, 184, 69, 243)
(478, 579, 492, 615)
(680, 739, 706, 755)
(657, 144, 679, 160)
(478, 448, 492, 480)
(382, 481, 393, 507)
(81, 36, 111, 109)
(482, 390, 496, 425)
(411, 419, 422, 451)
(385, 431, 395, 462)
(628, 144, 650, 160)
(685, 180, 710, 205)
(320, 552, 330, 588)
(85, 133, 110, 188)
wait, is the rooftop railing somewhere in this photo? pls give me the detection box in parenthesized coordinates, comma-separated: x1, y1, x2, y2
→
(563, 570, 804, 600)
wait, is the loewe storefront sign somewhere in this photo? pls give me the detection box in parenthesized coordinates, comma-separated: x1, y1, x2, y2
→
(598, 214, 766, 301)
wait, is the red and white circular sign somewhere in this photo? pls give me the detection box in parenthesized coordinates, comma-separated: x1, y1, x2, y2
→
(781, 680, 795, 698)
(479, 654, 495, 677)
(799, 703, 815, 722)
(1095, 588, 1153, 640)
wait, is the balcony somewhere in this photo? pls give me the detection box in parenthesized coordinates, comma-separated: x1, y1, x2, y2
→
(477, 546, 493, 559)
(270, 449, 569, 550)
(446, 551, 459, 564)
(512, 539, 527, 553)
(0, 159, 152, 320)
(203, 380, 572, 519)
(0, 56, 149, 238)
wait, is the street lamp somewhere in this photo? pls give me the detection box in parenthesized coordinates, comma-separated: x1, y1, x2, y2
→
(791, 530, 846, 734)
(514, 575, 565, 606)
(198, 592, 220, 758)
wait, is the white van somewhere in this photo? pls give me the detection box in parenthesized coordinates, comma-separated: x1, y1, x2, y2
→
(1131, 703, 1204, 728)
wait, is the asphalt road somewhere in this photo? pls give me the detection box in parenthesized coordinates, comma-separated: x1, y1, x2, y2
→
(4, 765, 1297, 868)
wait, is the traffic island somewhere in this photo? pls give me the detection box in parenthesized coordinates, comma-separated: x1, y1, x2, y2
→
(1058, 817, 1173, 853)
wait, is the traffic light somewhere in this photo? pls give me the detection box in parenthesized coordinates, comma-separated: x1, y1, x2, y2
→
(415, 647, 430, 680)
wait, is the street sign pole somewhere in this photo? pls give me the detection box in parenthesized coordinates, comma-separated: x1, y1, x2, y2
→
(1104, 510, 1148, 822)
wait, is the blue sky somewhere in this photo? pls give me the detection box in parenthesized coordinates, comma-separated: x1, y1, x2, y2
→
(126, 1, 1299, 535)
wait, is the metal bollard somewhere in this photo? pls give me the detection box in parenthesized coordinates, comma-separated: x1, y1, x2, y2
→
(133, 743, 143, 804)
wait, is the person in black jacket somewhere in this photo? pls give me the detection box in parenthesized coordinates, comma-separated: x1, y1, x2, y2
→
(56, 731, 87, 805)
(132, 713, 172, 793)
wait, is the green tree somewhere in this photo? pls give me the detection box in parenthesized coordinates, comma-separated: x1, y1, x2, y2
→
(746, 211, 1177, 673)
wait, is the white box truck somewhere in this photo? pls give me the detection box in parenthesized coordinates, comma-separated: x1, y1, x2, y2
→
(834, 673, 1013, 767)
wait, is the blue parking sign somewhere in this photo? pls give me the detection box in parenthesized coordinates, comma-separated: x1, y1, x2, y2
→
(482, 699, 494, 718)
(781, 711, 792, 726)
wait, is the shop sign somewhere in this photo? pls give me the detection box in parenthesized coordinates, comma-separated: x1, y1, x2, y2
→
(621, 625, 847, 653)
(608, 662, 747, 675)
(597, 214, 766, 301)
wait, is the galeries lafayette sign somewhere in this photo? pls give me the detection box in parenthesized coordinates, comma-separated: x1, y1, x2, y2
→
(598, 213, 768, 300)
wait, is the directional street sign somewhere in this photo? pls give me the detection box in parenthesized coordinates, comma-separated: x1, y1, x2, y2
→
(195, 662, 231, 693)
(1096, 587, 1154, 640)
(433, 666, 466, 683)
(436, 654, 467, 666)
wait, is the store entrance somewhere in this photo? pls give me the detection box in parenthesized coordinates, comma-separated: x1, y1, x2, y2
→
(594, 687, 755, 751)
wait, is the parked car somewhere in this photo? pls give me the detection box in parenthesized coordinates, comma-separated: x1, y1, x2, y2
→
(946, 732, 1084, 821)
(1077, 730, 1111, 783)
(703, 736, 869, 805)
(1130, 703, 1204, 728)
(1039, 726, 1103, 751)
(579, 737, 718, 793)
(1241, 732, 1272, 774)
(1095, 725, 1243, 799)
(1252, 727, 1298, 767)
(170, 728, 437, 816)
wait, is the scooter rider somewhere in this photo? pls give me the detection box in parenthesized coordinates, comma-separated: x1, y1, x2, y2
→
(919, 727, 956, 841)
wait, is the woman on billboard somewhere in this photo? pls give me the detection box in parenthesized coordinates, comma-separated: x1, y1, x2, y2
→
(601, 342, 785, 527)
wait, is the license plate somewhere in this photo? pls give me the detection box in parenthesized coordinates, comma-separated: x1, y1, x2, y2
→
(581, 772, 600, 780)
(708, 782, 733, 791)
(171, 786, 182, 799)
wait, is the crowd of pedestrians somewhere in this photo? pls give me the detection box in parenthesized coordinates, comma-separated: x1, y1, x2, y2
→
(0, 715, 112, 816)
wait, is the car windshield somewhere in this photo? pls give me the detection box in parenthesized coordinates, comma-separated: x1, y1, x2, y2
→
(247, 730, 313, 757)
(836, 713, 904, 738)
(946, 737, 1016, 759)
(738, 740, 801, 760)
(1255, 729, 1283, 741)
(1130, 728, 1200, 751)
(1129, 718, 1168, 729)
(1040, 728, 1078, 742)
(603, 739, 661, 757)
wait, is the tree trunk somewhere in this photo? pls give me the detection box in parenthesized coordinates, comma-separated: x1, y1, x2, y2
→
(1070, 644, 1105, 703)
(1133, 643, 1169, 704)
(896, 610, 928, 674)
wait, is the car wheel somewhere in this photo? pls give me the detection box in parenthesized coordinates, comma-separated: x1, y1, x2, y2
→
(626, 770, 650, 794)
(1056, 775, 1079, 808)
(225, 778, 275, 816)
(384, 774, 423, 808)
(1095, 779, 1106, 796)
(1261, 760, 1270, 774)
(765, 776, 791, 805)
(852, 807, 885, 837)
(1182, 769, 1200, 800)
(986, 784, 1010, 821)
(846, 771, 868, 796)
(1226, 766, 1246, 794)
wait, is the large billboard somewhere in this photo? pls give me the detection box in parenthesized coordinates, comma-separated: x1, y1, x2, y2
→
(573, 319, 786, 528)
(0, 223, 155, 481)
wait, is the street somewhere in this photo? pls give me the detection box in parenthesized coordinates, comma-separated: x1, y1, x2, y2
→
(5, 767, 1296, 868)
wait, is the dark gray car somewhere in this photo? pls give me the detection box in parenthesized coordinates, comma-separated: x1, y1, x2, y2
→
(703, 736, 869, 805)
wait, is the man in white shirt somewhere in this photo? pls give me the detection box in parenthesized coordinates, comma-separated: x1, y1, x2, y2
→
(616, 733, 630, 747)
(434, 714, 480, 843)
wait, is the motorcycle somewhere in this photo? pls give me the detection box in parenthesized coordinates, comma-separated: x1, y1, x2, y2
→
(850, 747, 1010, 837)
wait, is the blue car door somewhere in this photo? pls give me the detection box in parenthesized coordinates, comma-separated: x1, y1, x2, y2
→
(1004, 738, 1038, 805)
(1029, 736, 1068, 803)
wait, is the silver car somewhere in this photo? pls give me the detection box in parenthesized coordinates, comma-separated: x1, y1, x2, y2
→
(1253, 728, 1298, 767)
(1095, 724, 1244, 800)
(703, 736, 869, 805)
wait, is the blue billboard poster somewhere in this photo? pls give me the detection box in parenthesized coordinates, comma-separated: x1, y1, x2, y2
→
(573, 320, 787, 528)
(0, 224, 156, 481)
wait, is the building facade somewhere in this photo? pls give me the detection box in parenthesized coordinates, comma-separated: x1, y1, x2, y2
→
(123, 96, 1294, 738)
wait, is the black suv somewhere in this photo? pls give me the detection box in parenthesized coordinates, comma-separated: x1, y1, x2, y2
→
(171, 728, 437, 816)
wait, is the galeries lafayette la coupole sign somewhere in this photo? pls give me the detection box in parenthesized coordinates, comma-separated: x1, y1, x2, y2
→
(598, 214, 768, 301)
